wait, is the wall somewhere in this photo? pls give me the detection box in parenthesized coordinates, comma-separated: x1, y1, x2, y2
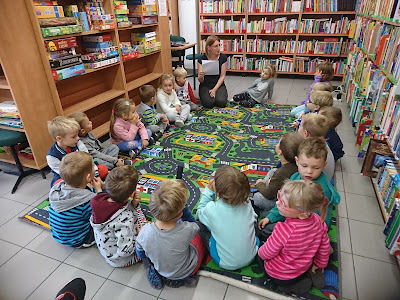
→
(178, 0, 198, 70)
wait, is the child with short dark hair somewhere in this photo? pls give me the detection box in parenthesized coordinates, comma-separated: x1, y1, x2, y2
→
(136, 179, 205, 289)
(49, 152, 103, 248)
(258, 180, 331, 294)
(90, 165, 147, 267)
(301, 61, 334, 105)
(136, 85, 169, 141)
(69, 112, 125, 169)
(197, 165, 258, 270)
(173, 67, 199, 111)
(319, 106, 345, 161)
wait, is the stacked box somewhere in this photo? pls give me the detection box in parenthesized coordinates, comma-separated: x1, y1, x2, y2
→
(78, 1, 116, 31)
(120, 42, 138, 60)
(82, 34, 120, 69)
(114, 0, 132, 28)
(35, 6, 64, 18)
(33, 1, 58, 6)
(41, 25, 82, 37)
(127, 0, 157, 25)
(63, 5, 79, 18)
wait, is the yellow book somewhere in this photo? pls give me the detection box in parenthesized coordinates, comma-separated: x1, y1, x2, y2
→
(348, 22, 356, 39)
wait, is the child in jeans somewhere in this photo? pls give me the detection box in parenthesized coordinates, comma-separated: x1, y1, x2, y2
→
(173, 67, 199, 111)
(197, 165, 258, 270)
(157, 74, 191, 128)
(137, 84, 170, 141)
(258, 180, 331, 294)
(69, 112, 125, 170)
(319, 106, 345, 161)
(110, 98, 153, 158)
(90, 165, 147, 267)
(232, 65, 277, 107)
(49, 152, 103, 248)
(136, 180, 205, 289)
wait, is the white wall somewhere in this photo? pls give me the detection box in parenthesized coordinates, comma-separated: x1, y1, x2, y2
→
(178, 0, 198, 70)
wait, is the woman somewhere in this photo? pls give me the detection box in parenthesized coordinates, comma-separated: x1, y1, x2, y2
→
(198, 35, 228, 108)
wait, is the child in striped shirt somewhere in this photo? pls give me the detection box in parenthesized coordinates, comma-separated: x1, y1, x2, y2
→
(258, 180, 331, 294)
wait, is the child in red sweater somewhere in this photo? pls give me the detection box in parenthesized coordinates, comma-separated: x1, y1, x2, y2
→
(258, 180, 331, 295)
(173, 67, 199, 111)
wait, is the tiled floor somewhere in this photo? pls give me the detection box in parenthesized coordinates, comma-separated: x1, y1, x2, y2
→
(0, 75, 399, 300)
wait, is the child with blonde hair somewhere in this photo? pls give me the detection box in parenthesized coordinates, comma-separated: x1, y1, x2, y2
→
(157, 74, 191, 128)
(136, 180, 205, 289)
(232, 65, 277, 107)
(109, 98, 153, 158)
(173, 67, 199, 111)
(197, 165, 258, 270)
(90, 165, 147, 267)
(291, 90, 333, 122)
(301, 61, 334, 105)
(258, 180, 331, 294)
(319, 106, 345, 161)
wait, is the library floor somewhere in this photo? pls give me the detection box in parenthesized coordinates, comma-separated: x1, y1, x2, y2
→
(0, 75, 400, 300)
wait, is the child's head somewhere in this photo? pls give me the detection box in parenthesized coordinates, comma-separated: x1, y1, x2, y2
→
(312, 82, 333, 93)
(110, 98, 136, 141)
(159, 74, 174, 95)
(68, 112, 93, 137)
(214, 165, 250, 205)
(139, 85, 156, 105)
(60, 152, 95, 188)
(105, 165, 139, 204)
(278, 180, 328, 221)
(295, 137, 327, 180)
(316, 62, 334, 81)
(319, 106, 342, 130)
(173, 67, 188, 86)
(149, 179, 188, 222)
(277, 132, 304, 163)
(307, 91, 333, 112)
(48, 116, 80, 148)
(298, 113, 329, 138)
(261, 65, 277, 80)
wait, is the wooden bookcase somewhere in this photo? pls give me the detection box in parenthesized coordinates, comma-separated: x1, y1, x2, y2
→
(0, 0, 171, 171)
(198, 0, 355, 76)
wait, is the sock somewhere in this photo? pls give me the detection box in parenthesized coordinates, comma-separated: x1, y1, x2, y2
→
(142, 257, 163, 290)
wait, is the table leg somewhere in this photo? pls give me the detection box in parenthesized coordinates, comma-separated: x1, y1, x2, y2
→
(193, 45, 196, 90)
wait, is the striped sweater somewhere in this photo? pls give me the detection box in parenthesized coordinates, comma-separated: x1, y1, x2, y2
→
(258, 213, 330, 280)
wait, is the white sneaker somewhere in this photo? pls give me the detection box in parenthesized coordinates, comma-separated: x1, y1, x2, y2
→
(175, 120, 184, 128)
(187, 114, 193, 120)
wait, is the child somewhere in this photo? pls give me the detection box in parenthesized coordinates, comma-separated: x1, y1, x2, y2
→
(90, 165, 147, 267)
(259, 138, 340, 235)
(136, 180, 205, 289)
(137, 84, 170, 141)
(319, 106, 345, 161)
(253, 132, 304, 211)
(291, 82, 333, 118)
(157, 74, 191, 128)
(232, 65, 276, 107)
(301, 61, 334, 105)
(110, 98, 153, 158)
(69, 112, 125, 170)
(47, 116, 95, 187)
(197, 165, 258, 270)
(173, 67, 199, 111)
(49, 152, 103, 247)
(258, 180, 331, 294)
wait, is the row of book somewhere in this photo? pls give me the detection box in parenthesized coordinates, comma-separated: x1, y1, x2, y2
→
(227, 55, 293, 71)
(200, 0, 245, 13)
(0, 101, 22, 129)
(200, 38, 245, 52)
(201, 18, 246, 33)
(246, 38, 296, 53)
(296, 38, 349, 55)
(357, 0, 400, 20)
(299, 17, 354, 34)
(303, 0, 355, 12)
(247, 0, 302, 12)
(246, 17, 298, 33)
(294, 57, 346, 74)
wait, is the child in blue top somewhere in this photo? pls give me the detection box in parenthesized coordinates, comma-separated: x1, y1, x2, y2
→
(197, 165, 258, 270)
(301, 62, 334, 105)
(319, 106, 345, 161)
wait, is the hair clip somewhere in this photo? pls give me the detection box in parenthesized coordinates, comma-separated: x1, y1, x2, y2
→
(111, 109, 115, 114)
(125, 101, 130, 106)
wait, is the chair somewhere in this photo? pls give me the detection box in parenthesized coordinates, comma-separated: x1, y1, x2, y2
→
(0, 129, 41, 193)
(170, 35, 186, 68)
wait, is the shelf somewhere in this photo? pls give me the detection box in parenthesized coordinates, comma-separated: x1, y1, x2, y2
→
(295, 53, 348, 57)
(200, 13, 245, 16)
(84, 61, 121, 75)
(227, 69, 344, 76)
(372, 180, 389, 222)
(92, 121, 110, 138)
(247, 12, 300, 16)
(117, 23, 158, 31)
(126, 73, 162, 91)
(42, 28, 116, 41)
(298, 33, 349, 36)
(0, 152, 38, 169)
(0, 125, 24, 132)
(63, 89, 125, 116)
(247, 33, 297, 36)
(247, 52, 294, 56)
(123, 50, 161, 63)
(302, 11, 356, 15)
(0, 76, 10, 89)
(200, 32, 245, 35)
(357, 13, 400, 26)
(222, 51, 244, 54)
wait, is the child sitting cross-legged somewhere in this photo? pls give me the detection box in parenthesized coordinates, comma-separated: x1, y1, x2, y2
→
(319, 106, 345, 162)
(90, 165, 147, 267)
(136, 179, 206, 289)
(197, 165, 259, 270)
(49, 151, 103, 248)
(258, 138, 340, 241)
(258, 180, 331, 294)
(173, 67, 200, 111)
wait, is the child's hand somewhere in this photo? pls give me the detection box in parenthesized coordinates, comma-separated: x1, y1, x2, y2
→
(130, 113, 139, 126)
(142, 139, 149, 148)
(132, 191, 141, 207)
(92, 177, 104, 193)
(175, 105, 181, 114)
(255, 179, 265, 185)
(116, 159, 124, 167)
(315, 69, 323, 77)
(290, 121, 299, 129)
(198, 71, 205, 83)
(258, 218, 270, 230)
(311, 264, 324, 274)
(135, 222, 142, 234)
(196, 106, 201, 111)
(209, 88, 217, 98)
(207, 179, 215, 192)
(297, 112, 305, 119)
(161, 114, 169, 124)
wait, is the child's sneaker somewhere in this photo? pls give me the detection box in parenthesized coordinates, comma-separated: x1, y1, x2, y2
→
(148, 137, 155, 146)
(129, 149, 139, 159)
(153, 131, 163, 141)
(187, 114, 193, 120)
(124, 159, 133, 165)
(175, 120, 184, 128)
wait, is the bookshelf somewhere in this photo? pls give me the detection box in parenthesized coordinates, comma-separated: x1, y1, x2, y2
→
(0, 0, 171, 171)
(198, 0, 356, 76)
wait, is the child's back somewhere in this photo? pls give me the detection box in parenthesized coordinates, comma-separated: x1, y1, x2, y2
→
(319, 106, 345, 161)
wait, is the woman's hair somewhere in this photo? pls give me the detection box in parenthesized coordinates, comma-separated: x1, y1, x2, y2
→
(105, 165, 139, 203)
(214, 165, 250, 206)
(264, 65, 277, 78)
(159, 73, 174, 89)
(110, 98, 133, 141)
(317, 62, 334, 81)
(149, 179, 188, 222)
(205, 35, 220, 57)
(282, 180, 328, 222)
(279, 132, 304, 163)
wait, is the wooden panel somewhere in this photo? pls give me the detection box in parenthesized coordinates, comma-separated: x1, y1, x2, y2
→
(127, 79, 160, 105)
(0, 89, 13, 102)
(157, 16, 173, 73)
(0, 152, 38, 169)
